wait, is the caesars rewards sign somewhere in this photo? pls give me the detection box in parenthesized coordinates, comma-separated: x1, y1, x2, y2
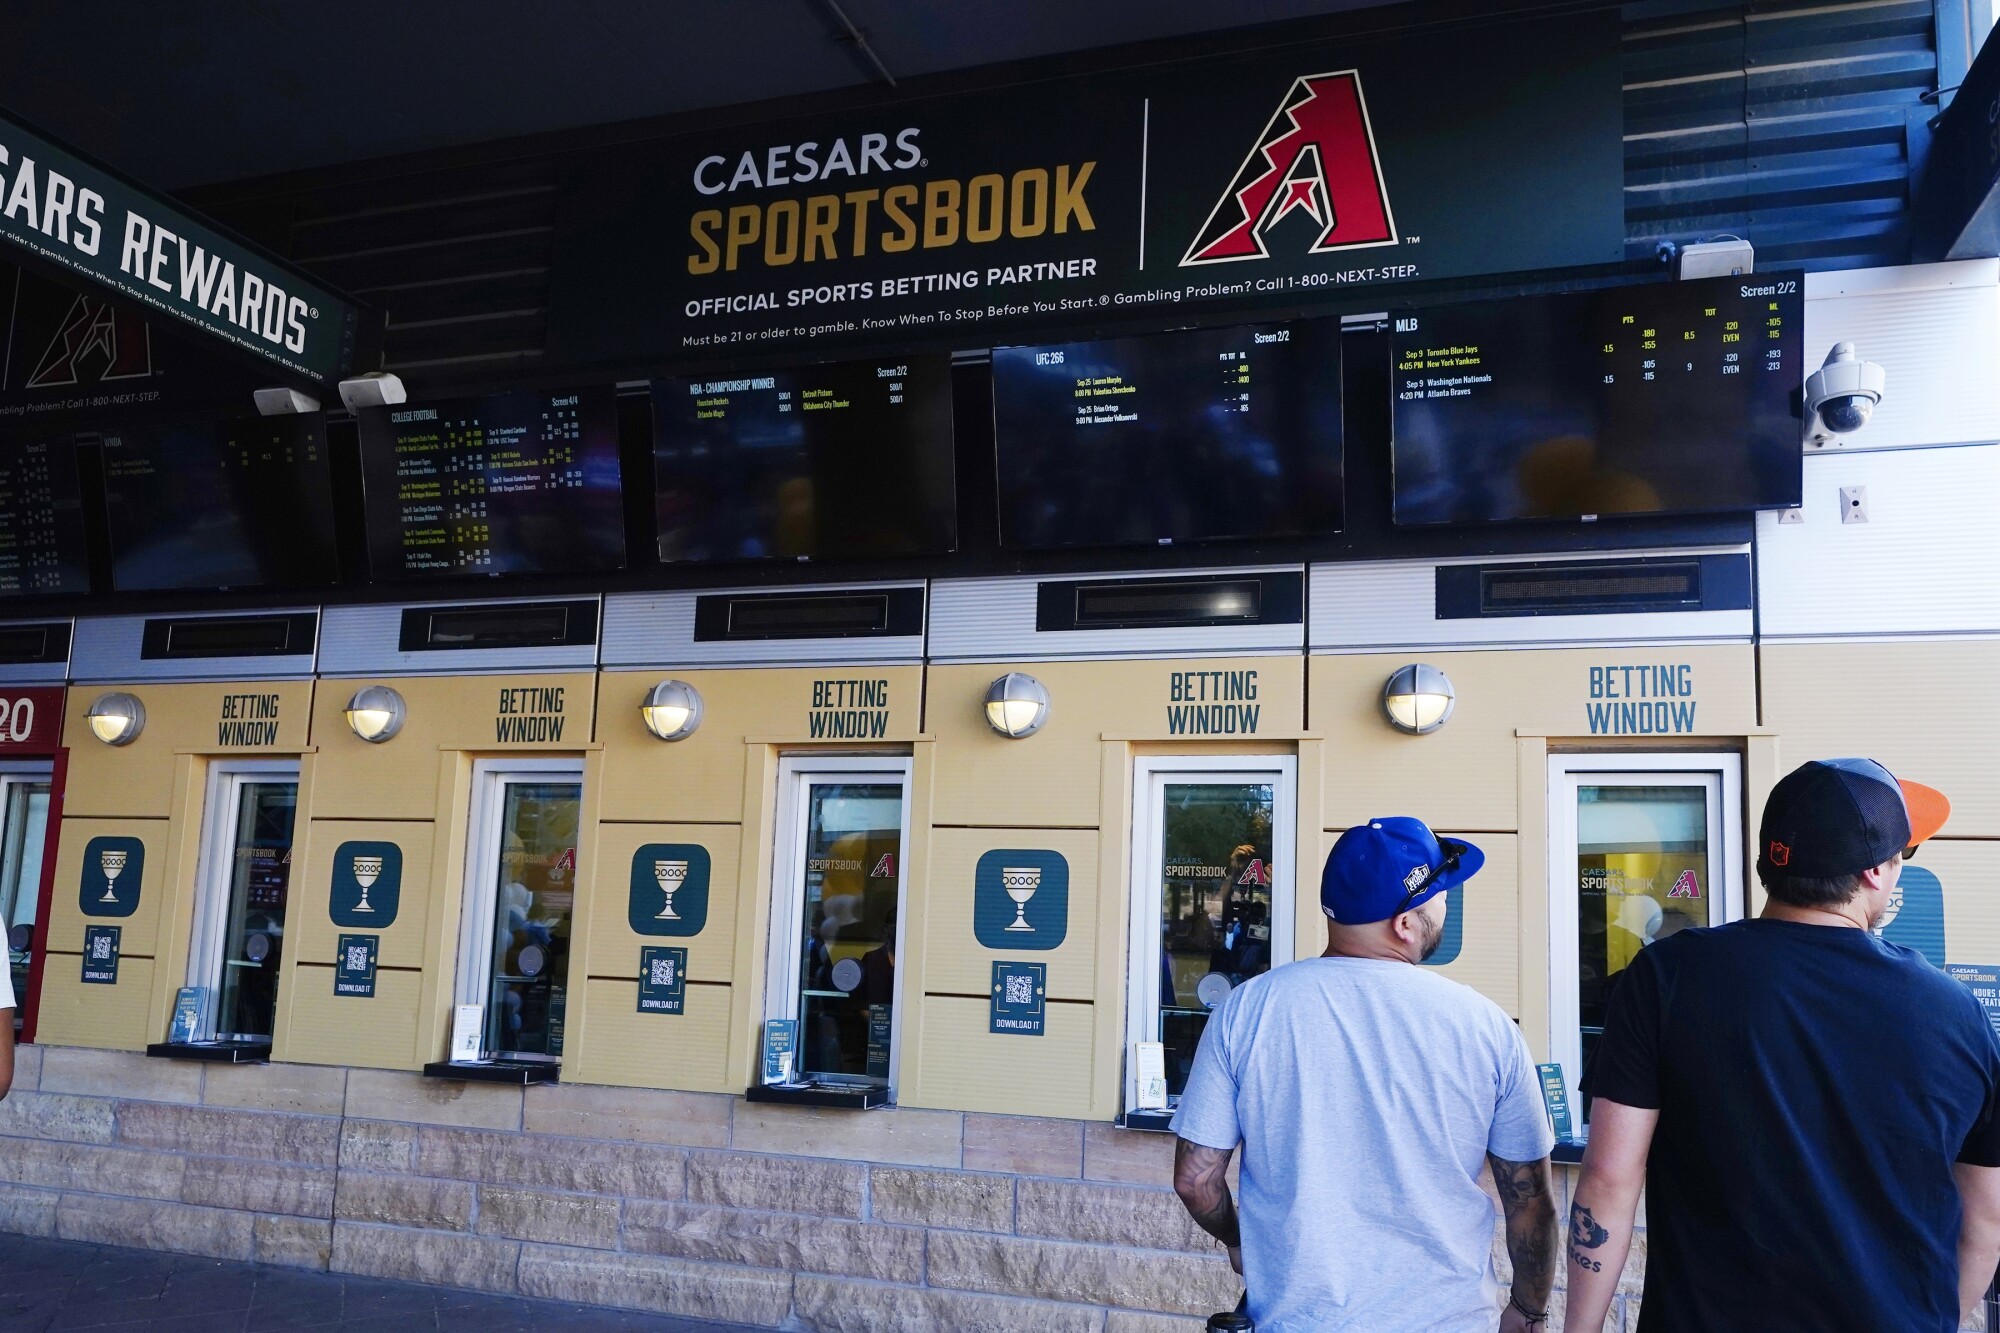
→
(547, 11, 1623, 358)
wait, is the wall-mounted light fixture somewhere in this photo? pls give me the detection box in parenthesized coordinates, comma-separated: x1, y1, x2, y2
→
(1382, 664, 1455, 735)
(640, 680, 704, 741)
(343, 685, 407, 743)
(984, 672, 1050, 738)
(85, 692, 146, 746)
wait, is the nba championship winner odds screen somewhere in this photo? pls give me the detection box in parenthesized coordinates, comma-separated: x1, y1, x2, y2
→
(548, 14, 1624, 361)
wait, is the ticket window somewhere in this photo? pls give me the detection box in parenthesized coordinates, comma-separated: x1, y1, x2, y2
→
(1127, 757, 1297, 1114)
(188, 760, 300, 1043)
(1548, 754, 1744, 1124)
(764, 756, 911, 1094)
(0, 765, 52, 1031)
(456, 759, 583, 1063)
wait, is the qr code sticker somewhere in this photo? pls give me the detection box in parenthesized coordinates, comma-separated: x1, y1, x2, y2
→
(344, 944, 370, 972)
(650, 956, 677, 987)
(90, 935, 112, 960)
(1003, 973, 1035, 1006)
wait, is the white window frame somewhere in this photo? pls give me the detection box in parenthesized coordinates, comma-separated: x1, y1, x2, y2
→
(189, 758, 301, 1042)
(0, 761, 54, 1006)
(455, 756, 586, 1063)
(1546, 752, 1744, 1108)
(0, 760, 53, 930)
(763, 754, 914, 1095)
(1125, 755, 1298, 1114)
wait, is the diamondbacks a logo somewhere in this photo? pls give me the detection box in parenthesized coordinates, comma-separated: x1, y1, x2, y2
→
(26, 293, 152, 389)
(1181, 70, 1396, 267)
(1667, 870, 1701, 899)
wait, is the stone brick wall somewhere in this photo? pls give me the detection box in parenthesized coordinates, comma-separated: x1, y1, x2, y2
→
(37, 1044, 1957, 1331)
(0, 1045, 1246, 1331)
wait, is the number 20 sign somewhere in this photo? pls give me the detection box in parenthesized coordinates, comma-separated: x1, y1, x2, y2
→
(0, 688, 64, 751)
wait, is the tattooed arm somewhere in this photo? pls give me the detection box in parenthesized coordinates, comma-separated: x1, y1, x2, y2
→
(1566, 1099, 1659, 1331)
(1174, 1136, 1243, 1274)
(1488, 1154, 1558, 1330)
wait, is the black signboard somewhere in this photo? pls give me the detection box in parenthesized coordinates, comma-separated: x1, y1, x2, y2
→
(0, 112, 364, 389)
(652, 355, 955, 562)
(1390, 276, 1803, 525)
(993, 318, 1342, 549)
(359, 387, 626, 580)
(0, 432, 89, 596)
(100, 415, 340, 591)
(551, 10, 1621, 360)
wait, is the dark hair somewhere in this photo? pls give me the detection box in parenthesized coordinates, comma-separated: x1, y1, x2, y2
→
(1760, 870, 1864, 909)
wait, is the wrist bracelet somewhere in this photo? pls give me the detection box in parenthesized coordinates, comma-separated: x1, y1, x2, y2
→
(1508, 1291, 1549, 1323)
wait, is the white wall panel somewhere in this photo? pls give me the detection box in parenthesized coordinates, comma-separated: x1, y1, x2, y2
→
(1756, 444, 2000, 639)
(1309, 549, 1751, 651)
(1802, 261, 2000, 452)
(929, 567, 1302, 662)
(70, 612, 318, 683)
(601, 583, 924, 668)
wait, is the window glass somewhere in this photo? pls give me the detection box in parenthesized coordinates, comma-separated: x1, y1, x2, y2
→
(484, 781, 579, 1058)
(795, 781, 902, 1085)
(215, 780, 296, 1040)
(1157, 781, 1275, 1098)
(0, 781, 49, 1028)
(1576, 784, 1711, 1084)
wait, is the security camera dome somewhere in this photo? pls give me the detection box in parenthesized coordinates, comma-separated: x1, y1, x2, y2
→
(1804, 342, 1886, 442)
(1818, 394, 1874, 434)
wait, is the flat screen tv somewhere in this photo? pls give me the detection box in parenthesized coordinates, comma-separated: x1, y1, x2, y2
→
(100, 416, 338, 591)
(1390, 276, 1803, 525)
(991, 319, 1344, 549)
(652, 355, 955, 563)
(0, 432, 89, 596)
(359, 386, 626, 580)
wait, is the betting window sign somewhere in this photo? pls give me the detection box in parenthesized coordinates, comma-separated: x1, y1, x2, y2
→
(1390, 276, 1803, 525)
(0, 112, 363, 388)
(359, 387, 626, 581)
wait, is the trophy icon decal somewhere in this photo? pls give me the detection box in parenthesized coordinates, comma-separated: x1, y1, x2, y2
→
(350, 855, 383, 914)
(653, 859, 690, 920)
(98, 849, 128, 904)
(1001, 866, 1041, 932)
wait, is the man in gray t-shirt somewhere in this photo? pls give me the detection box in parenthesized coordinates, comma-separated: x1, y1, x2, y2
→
(1172, 817, 1557, 1333)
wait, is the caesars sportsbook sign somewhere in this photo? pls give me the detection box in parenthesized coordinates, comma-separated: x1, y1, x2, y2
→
(551, 10, 1625, 358)
(0, 112, 363, 388)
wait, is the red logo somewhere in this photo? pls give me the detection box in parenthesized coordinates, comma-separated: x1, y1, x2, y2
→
(1181, 70, 1396, 267)
(871, 852, 896, 879)
(1768, 841, 1791, 867)
(1236, 858, 1270, 887)
(1667, 870, 1701, 899)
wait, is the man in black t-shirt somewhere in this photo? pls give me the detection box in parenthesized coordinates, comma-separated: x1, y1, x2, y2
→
(1566, 757, 2000, 1331)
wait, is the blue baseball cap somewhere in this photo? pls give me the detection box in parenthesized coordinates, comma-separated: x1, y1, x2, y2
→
(1322, 817, 1485, 925)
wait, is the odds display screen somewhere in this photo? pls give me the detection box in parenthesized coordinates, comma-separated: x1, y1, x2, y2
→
(360, 387, 626, 580)
(100, 417, 338, 591)
(652, 355, 955, 563)
(0, 433, 89, 596)
(1391, 277, 1803, 525)
(991, 320, 1344, 550)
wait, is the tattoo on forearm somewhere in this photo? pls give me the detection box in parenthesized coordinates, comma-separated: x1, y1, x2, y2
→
(1568, 1201, 1610, 1273)
(1488, 1155, 1557, 1307)
(1173, 1139, 1242, 1250)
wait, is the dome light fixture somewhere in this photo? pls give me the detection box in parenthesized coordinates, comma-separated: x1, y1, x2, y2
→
(85, 692, 146, 747)
(640, 679, 704, 741)
(343, 685, 407, 743)
(1382, 664, 1456, 735)
(984, 672, 1050, 739)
